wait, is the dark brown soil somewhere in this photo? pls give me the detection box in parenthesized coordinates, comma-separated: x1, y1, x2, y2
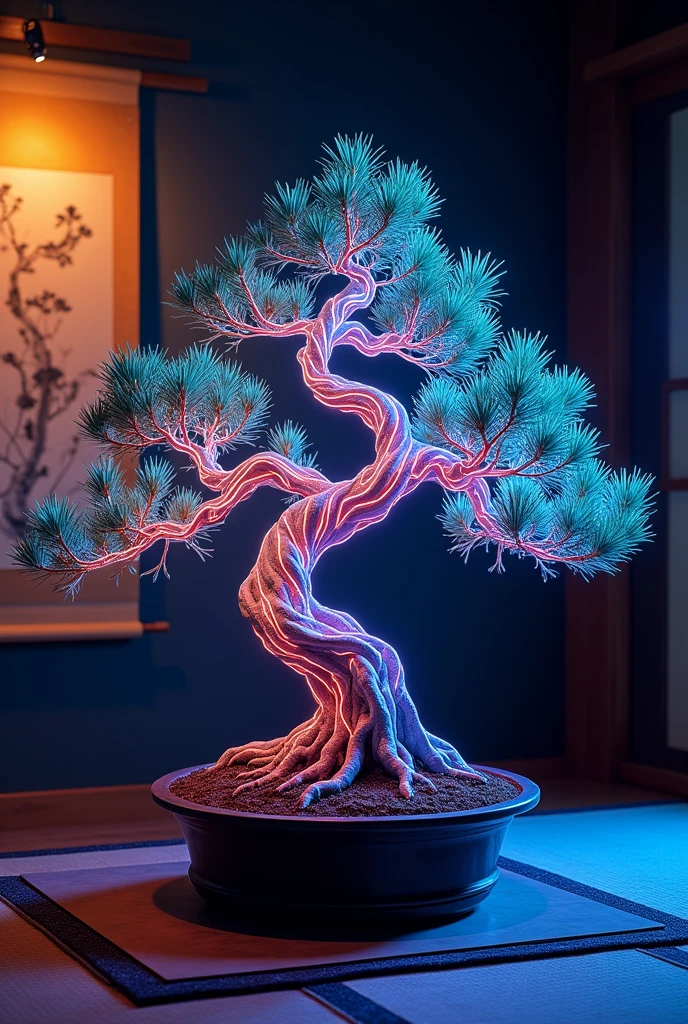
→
(170, 764, 520, 817)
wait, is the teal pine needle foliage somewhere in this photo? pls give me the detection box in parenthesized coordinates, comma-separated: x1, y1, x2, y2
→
(14, 134, 653, 595)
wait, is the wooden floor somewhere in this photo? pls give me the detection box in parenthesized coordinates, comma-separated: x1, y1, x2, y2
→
(0, 778, 671, 854)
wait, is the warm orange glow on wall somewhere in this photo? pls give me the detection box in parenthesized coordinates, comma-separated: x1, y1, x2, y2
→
(2, 112, 69, 166)
(0, 94, 139, 350)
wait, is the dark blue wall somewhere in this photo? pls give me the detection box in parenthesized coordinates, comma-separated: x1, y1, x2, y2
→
(0, 1, 567, 791)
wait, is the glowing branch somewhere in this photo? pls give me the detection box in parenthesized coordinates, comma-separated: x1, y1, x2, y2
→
(15, 452, 331, 588)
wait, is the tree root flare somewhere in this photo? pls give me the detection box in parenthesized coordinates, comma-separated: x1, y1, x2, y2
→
(212, 711, 481, 807)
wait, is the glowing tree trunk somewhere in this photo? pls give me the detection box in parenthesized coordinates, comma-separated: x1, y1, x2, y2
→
(223, 269, 476, 804)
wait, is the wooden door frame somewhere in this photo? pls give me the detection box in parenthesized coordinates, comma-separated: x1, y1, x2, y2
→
(567, 2, 688, 796)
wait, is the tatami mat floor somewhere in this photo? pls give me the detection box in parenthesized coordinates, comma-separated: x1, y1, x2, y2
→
(1, 785, 686, 1023)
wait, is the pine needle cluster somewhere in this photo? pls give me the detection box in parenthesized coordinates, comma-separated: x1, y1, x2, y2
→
(170, 134, 503, 374)
(428, 334, 654, 576)
(78, 344, 270, 454)
(12, 345, 303, 588)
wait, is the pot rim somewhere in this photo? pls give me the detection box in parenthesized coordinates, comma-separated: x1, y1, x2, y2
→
(151, 764, 540, 827)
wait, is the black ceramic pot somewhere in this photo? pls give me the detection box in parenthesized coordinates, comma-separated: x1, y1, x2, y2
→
(152, 765, 539, 922)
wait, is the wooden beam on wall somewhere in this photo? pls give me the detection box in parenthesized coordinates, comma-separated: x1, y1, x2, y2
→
(140, 71, 208, 94)
(566, 0, 633, 783)
(0, 14, 191, 62)
(631, 57, 688, 106)
(584, 20, 688, 83)
(0, 21, 209, 94)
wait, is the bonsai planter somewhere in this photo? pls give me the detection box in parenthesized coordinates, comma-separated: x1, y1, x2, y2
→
(152, 765, 540, 923)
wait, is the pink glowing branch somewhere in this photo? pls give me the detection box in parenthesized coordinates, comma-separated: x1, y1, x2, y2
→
(185, 288, 312, 345)
(42, 454, 331, 581)
(459, 477, 596, 572)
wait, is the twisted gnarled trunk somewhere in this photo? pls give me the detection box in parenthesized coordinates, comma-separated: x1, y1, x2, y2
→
(215, 269, 479, 806)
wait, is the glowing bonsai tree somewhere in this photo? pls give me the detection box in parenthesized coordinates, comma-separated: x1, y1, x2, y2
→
(15, 137, 653, 806)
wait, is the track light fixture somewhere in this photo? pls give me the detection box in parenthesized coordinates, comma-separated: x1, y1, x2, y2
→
(23, 19, 46, 63)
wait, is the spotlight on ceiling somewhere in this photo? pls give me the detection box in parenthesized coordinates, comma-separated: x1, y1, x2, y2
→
(23, 19, 47, 63)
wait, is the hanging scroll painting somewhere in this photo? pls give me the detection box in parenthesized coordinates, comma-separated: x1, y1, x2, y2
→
(0, 55, 140, 641)
(0, 166, 113, 559)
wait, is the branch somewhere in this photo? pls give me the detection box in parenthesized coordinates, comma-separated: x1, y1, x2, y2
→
(31, 453, 332, 582)
(187, 293, 311, 344)
(403, 442, 468, 493)
(342, 212, 392, 264)
(335, 320, 399, 358)
(459, 478, 596, 574)
(334, 313, 433, 366)
(329, 262, 377, 326)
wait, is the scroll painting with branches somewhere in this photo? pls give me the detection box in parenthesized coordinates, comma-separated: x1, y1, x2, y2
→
(0, 168, 112, 565)
(15, 139, 653, 806)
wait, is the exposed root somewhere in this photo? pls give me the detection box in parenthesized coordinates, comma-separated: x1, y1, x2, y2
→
(210, 713, 323, 772)
(210, 700, 481, 808)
